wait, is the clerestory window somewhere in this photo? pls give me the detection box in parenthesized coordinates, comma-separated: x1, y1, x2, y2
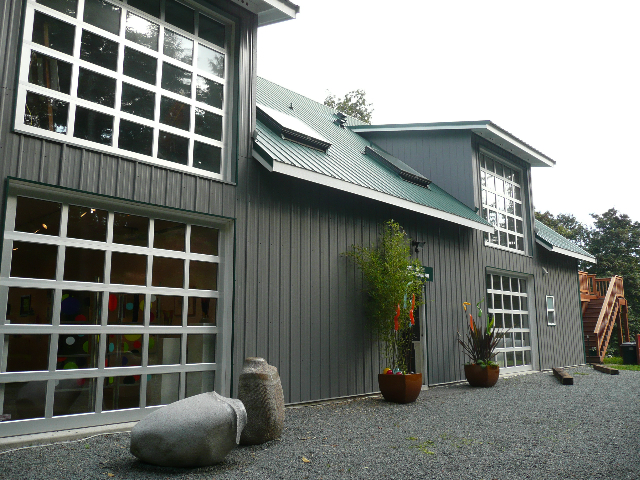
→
(15, 0, 233, 179)
(480, 150, 525, 252)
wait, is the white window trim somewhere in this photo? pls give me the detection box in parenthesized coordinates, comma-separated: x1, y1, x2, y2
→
(486, 269, 539, 373)
(14, 0, 235, 181)
(546, 295, 556, 326)
(0, 179, 234, 437)
(480, 147, 527, 254)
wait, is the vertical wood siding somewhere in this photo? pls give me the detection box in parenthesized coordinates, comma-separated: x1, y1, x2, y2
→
(0, 0, 585, 407)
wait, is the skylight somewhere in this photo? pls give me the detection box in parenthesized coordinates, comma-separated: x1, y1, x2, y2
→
(257, 104, 331, 152)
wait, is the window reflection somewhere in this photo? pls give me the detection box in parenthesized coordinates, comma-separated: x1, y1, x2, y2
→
(53, 378, 96, 416)
(157, 131, 188, 165)
(148, 334, 181, 365)
(24, 92, 68, 134)
(1, 381, 47, 420)
(160, 96, 190, 130)
(187, 334, 215, 363)
(80, 30, 118, 71)
(186, 371, 214, 397)
(146, 373, 180, 406)
(161, 63, 191, 97)
(36, 0, 77, 16)
(189, 260, 217, 290)
(123, 47, 157, 85)
(77, 69, 116, 108)
(32, 12, 75, 55)
(198, 15, 225, 48)
(193, 142, 221, 173)
(125, 12, 159, 50)
(196, 76, 223, 109)
(83, 0, 121, 35)
(164, 30, 193, 65)
(196, 44, 224, 78)
(73, 107, 114, 146)
(63, 247, 105, 283)
(118, 120, 153, 156)
(121, 83, 155, 120)
(28, 51, 72, 94)
(165, 0, 194, 33)
(195, 108, 222, 140)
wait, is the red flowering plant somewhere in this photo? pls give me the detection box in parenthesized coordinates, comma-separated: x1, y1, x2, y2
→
(345, 220, 427, 373)
(457, 300, 508, 367)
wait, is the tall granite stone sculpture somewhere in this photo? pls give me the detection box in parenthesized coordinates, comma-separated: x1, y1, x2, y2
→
(130, 391, 247, 467)
(238, 357, 285, 445)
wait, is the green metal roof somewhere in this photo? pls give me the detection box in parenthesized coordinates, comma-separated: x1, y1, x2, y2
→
(254, 77, 494, 233)
(534, 220, 596, 263)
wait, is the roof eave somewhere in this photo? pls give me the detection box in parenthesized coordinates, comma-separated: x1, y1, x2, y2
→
(234, 0, 299, 27)
(350, 121, 555, 168)
(252, 150, 495, 234)
(535, 238, 596, 263)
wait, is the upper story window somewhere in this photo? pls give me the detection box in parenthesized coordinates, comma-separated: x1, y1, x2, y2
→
(15, 0, 233, 179)
(480, 150, 525, 252)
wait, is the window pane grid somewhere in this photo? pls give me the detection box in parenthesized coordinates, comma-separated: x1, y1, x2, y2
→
(1, 193, 220, 423)
(487, 273, 532, 370)
(480, 151, 525, 252)
(17, 0, 229, 177)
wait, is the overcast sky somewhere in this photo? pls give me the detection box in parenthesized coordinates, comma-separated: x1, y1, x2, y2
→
(257, 1, 640, 226)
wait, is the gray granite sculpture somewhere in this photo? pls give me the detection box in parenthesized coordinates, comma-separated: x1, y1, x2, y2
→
(237, 357, 285, 445)
(130, 391, 247, 467)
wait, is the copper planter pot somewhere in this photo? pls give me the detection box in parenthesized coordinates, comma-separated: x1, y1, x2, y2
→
(464, 364, 499, 387)
(378, 373, 422, 404)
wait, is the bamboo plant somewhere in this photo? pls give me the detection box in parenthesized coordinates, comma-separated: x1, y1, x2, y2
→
(345, 220, 427, 373)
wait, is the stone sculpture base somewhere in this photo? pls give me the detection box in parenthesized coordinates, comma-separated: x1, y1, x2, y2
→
(130, 391, 246, 467)
(238, 357, 285, 445)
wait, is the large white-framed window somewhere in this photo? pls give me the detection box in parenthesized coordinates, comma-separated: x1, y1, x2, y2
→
(486, 272, 537, 373)
(480, 149, 525, 253)
(15, 0, 234, 180)
(0, 180, 233, 437)
(546, 296, 556, 326)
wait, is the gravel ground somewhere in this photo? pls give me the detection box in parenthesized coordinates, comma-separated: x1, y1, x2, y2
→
(1, 366, 638, 480)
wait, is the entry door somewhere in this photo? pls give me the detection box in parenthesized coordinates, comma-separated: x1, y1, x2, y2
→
(486, 273, 535, 373)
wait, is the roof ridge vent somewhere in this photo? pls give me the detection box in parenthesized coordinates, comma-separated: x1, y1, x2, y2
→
(334, 111, 347, 128)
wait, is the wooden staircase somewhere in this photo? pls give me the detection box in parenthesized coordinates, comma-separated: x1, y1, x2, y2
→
(579, 272, 629, 363)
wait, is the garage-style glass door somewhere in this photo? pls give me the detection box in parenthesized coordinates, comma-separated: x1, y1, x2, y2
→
(486, 273, 535, 373)
(0, 182, 231, 437)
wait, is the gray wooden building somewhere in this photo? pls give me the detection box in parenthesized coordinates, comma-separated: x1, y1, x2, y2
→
(0, 0, 594, 439)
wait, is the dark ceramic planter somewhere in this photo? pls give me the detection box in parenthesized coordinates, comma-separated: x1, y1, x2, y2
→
(378, 373, 422, 403)
(464, 364, 499, 387)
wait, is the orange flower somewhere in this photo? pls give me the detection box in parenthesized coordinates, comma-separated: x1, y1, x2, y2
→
(469, 314, 475, 332)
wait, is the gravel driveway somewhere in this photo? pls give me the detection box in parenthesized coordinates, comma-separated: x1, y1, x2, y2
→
(1, 366, 638, 480)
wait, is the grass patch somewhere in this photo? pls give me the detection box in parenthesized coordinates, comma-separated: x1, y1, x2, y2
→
(603, 356, 640, 371)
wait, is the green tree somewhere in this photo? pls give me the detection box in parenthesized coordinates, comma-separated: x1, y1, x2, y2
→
(535, 211, 590, 247)
(587, 209, 640, 344)
(324, 89, 373, 124)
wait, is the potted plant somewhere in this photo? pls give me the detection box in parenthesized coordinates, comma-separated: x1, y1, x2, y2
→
(345, 220, 427, 403)
(457, 300, 508, 387)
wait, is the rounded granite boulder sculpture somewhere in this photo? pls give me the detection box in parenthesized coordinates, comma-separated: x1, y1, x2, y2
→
(130, 391, 247, 467)
(237, 357, 285, 445)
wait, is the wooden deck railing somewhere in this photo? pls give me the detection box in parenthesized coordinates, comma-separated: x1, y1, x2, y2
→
(579, 271, 596, 297)
(579, 272, 629, 362)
